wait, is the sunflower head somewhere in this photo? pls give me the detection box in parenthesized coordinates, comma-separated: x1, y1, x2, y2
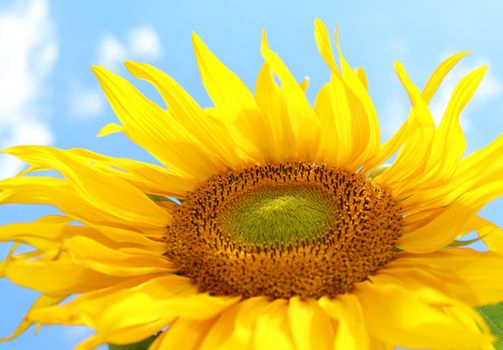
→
(1, 18, 503, 350)
(166, 162, 402, 299)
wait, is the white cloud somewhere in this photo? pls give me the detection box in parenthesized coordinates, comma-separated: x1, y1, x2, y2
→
(0, 0, 57, 179)
(98, 25, 163, 71)
(67, 82, 106, 120)
(429, 55, 501, 131)
(129, 26, 162, 59)
(98, 34, 128, 71)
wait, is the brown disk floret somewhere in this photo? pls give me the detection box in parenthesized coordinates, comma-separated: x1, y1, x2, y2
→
(165, 162, 402, 300)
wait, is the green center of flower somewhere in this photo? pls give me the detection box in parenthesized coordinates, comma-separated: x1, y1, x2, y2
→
(223, 187, 335, 245)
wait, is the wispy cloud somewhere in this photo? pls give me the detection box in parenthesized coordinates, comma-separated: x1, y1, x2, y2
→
(67, 82, 106, 120)
(98, 26, 162, 71)
(0, 0, 57, 179)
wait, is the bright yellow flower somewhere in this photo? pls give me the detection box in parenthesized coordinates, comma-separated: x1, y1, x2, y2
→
(2, 19, 503, 349)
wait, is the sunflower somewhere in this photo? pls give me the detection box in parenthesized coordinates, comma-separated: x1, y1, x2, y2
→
(2, 19, 503, 350)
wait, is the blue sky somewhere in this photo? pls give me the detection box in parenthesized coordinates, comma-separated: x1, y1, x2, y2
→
(0, 0, 502, 349)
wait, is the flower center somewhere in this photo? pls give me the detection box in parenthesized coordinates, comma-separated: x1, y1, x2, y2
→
(222, 186, 336, 246)
(165, 162, 402, 299)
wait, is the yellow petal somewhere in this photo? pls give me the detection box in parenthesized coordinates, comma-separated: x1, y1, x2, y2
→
(0, 217, 70, 250)
(261, 31, 320, 160)
(314, 76, 353, 167)
(363, 51, 470, 174)
(64, 236, 174, 276)
(354, 281, 493, 348)
(3, 146, 169, 229)
(92, 65, 220, 179)
(298, 76, 309, 92)
(318, 294, 370, 350)
(124, 60, 244, 169)
(386, 249, 503, 306)
(192, 33, 270, 161)
(200, 297, 271, 350)
(399, 180, 503, 252)
(0, 294, 64, 341)
(67, 148, 196, 197)
(355, 67, 368, 90)
(314, 18, 341, 76)
(470, 216, 503, 253)
(29, 275, 238, 332)
(97, 122, 123, 137)
(422, 51, 471, 102)
(377, 62, 435, 191)
(288, 297, 334, 350)
(428, 65, 487, 178)
(155, 318, 216, 350)
(6, 258, 123, 296)
(0, 176, 132, 228)
(254, 62, 295, 161)
(252, 298, 293, 350)
(334, 29, 380, 166)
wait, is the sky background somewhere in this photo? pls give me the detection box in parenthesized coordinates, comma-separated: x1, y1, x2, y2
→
(0, 0, 503, 349)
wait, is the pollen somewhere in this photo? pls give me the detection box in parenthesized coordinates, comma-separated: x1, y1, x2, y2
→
(165, 162, 402, 299)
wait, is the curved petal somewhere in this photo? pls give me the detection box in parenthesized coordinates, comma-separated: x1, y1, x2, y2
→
(255, 62, 295, 161)
(261, 31, 320, 160)
(192, 33, 271, 161)
(399, 180, 503, 252)
(124, 60, 245, 170)
(2, 146, 170, 228)
(363, 51, 470, 173)
(288, 297, 334, 350)
(353, 280, 493, 348)
(318, 294, 370, 350)
(383, 249, 503, 306)
(6, 257, 124, 296)
(92, 65, 220, 179)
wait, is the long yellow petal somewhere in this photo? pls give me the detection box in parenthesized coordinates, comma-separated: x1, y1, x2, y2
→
(200, 297, 271, 350)
(470, 216, 503, 253)
(261, 31, 320, 160)
(192, 33, 270, 161)
(29, 276, 238, 331)
(66, 148, 196, 197)
(3, 146, 169, 228)
(354, 281, 493, 348)
(156, 318, 216, 350)
(255, 62, 295, 161)
(363, 51, 470, 174)
(64, 236, 174, 276)
(314, 76, 353, 167)
(334, 29, 380, 166)
(0, 176, 135, 229)
(382, 249, 503, 306)
(428, 65, 487, 178)
(318, 294, 370, 350)
(377, 62, 435, 191)
(399, 180, 503, 252)
(313, 19, 341, 76)
(252, 298, 293, 350)
(0, 217, 70, 250)
(124, 60, 244, 169)
(288, 297, 334, 350)
(92, 65, 220, 179)
(6, 258, 123, 296)
(0, 294, 64, 342)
